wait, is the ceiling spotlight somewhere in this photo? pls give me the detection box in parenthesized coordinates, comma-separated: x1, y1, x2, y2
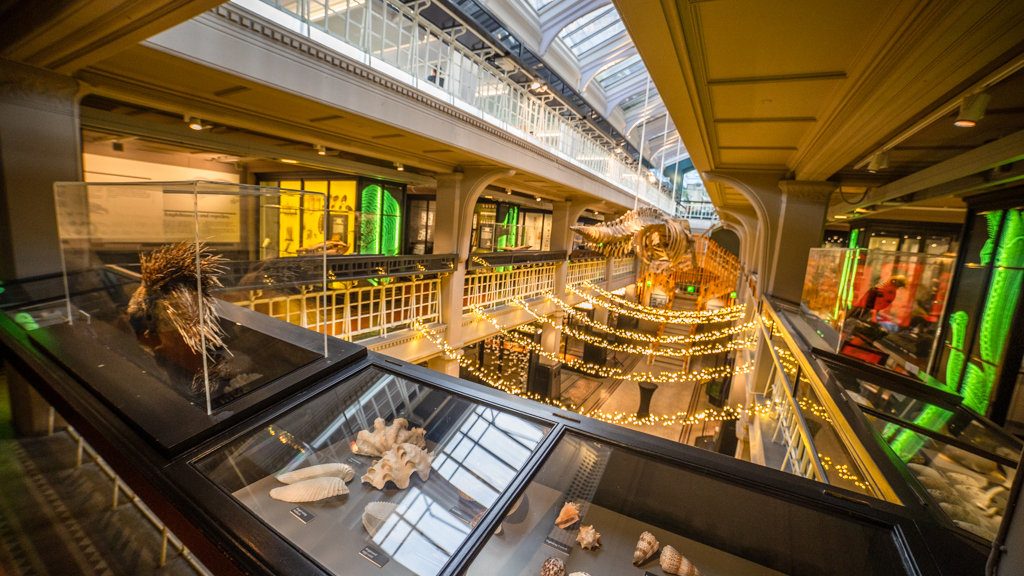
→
(535, 197, 542, 202)
(280, 158, 298, 164)
(867, 151, 889, 173)
(395, 162, 404, 171)
(185, 115, 205, 131)
(954, 92, 991, 127)
(647, 172, 657, 183)
(316, 144, 327, 155)
(834, 214, 849, 219)
(529, 81, 542, 90)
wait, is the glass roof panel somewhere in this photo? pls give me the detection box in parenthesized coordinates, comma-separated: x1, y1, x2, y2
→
(596, 55, 643, 88)
(620, 89, 657, 113)
(560, 6, 622, 55)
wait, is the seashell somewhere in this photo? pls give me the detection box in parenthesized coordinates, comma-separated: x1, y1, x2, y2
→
(540, 557, 564, 576)
(554, 502, 579, 529)
(355, 418, 427, 457)
(946, 472, 985, 489)
(568, 573, 591, 576)
(276, 463, 354, 484)
(576, 525, 600, 550)
(908, 463, 942, 480)
(941, 445, 997, 474)
(954, 520, 995, 540)
(269, 477, 348, 503)
(362, 501, 399, 537)
(633, 531, 659, 566)
(940, 503, 978, 524)
(661, 545, 701, 576)
(916, 476, 950, 491)
(361, 443, 434, 490)
(926, 489, 962, 506)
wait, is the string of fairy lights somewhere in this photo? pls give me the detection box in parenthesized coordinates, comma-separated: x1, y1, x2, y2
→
(516, 294, 757, 344)
(468, 304, 755, 382)
(567, 285, 747, 324)
(413, 318, 766, 426)
(577, 281, 746, 320)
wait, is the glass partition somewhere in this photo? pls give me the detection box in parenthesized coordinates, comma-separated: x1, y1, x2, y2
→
(801, 248, 955, 372)
(44, 180, 339, 452)
(197, 365, 550, 576)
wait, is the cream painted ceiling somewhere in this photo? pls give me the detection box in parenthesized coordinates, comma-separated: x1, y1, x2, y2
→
(616, 0, 1024, 219)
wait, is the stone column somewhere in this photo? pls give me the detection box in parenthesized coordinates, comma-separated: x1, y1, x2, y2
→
(771, 180, 835, 302)
(0, 59, 83, 279)
(427, 354, 461, 378)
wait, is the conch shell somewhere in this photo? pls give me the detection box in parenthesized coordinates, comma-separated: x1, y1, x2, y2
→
(661, 545, 700, 576)
(362, 501, 399, 537)
(633, 531, 659, 566)
(355, 418, 427, 456)
(276, 463, 354, 484)
(555, 502, 579, 528)
(269, 477, 348, 503)
(540, 557, 564, 576)
(576, 524, 600, 550)
(361, 443, 433, 490)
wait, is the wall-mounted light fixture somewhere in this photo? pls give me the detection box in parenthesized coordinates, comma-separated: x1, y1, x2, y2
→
(185, 115, 206, 131)
(867, 151, 889, 173)
(315, 144, 327, 155)
(394, 162, 404, 171)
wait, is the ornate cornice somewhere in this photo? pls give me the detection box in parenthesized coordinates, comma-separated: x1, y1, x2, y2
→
(777, 180, 838, 203)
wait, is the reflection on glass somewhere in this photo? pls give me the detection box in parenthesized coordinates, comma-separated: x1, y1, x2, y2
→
(801, 248, 955, 371)
(466, 433, 911, 576)
(197, 366, 549, 576)
(862, 414, 1014, 541)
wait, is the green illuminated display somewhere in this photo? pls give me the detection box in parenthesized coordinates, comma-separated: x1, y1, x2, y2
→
(359, 184, 402, 256)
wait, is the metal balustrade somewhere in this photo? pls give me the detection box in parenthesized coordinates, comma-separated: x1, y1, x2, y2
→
(240, 276, 440, 341)
(676, 201, 720, 222)
(463, 263, 556, 311)
(611, 256, 636, 279)
(240, 0, 676, 212)
(567, 258, 607, 286)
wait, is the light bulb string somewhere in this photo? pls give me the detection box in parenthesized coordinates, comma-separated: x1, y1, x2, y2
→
(576, 281, 746, 320)
(567, 285, 746, 324)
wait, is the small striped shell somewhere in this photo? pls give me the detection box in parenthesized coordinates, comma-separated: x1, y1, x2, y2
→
(276, 463, 354, 484)
(633, 531, 659, 566)
(269, 477, 348, 503)
(661, 545, 701, 576)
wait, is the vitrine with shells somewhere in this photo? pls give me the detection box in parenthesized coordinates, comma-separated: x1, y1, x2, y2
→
(196, 365, 551, 576)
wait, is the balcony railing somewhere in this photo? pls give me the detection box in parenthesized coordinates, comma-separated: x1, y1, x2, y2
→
(677, 201, 719, 222)
(237, 0, 676, 213)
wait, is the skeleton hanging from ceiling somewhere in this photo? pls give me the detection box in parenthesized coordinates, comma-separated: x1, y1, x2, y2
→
(571, 207, 696, 275)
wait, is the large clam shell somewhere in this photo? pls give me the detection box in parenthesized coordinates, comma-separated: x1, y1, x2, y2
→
(276, 463, 354, 484)
(269, 477, 348, 503)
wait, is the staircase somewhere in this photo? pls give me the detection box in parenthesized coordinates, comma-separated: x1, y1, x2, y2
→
(648, 293, 698, 372)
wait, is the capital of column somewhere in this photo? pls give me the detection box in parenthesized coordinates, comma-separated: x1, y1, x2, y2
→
(777, 180, 838, 204)
(0, 59, 80, 108)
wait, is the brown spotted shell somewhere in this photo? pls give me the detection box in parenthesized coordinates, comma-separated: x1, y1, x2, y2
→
(661, 545, 701, 576)
(541, 557, 565, 576)
(633, 531, 659, 566)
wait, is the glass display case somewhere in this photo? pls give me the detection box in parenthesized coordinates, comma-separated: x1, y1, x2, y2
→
(37, 180, 365, 455)
(198, 365, 550, 576)
(801, 248, 955, 372)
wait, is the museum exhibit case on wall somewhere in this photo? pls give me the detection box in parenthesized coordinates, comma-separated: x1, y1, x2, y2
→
(800, 247, 954, 372)
(760, 294, 1020, 554)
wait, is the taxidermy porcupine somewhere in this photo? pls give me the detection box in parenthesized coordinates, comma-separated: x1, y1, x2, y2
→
(126, 243, 259, 399)
(127, 242, 228, 354)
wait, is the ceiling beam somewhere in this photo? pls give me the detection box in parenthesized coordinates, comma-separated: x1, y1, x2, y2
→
(828, 128, 1024, 219)
(537, 0, 612, 56)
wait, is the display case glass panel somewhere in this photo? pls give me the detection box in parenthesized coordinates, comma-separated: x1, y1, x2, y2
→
(197, 365, 550, 576)
(801, 248, 955, 371)
(464, 432, 918, 576)
(44, 180, 346, 453)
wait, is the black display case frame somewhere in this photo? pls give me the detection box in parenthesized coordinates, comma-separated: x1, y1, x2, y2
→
(0, 275, 997, 576)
